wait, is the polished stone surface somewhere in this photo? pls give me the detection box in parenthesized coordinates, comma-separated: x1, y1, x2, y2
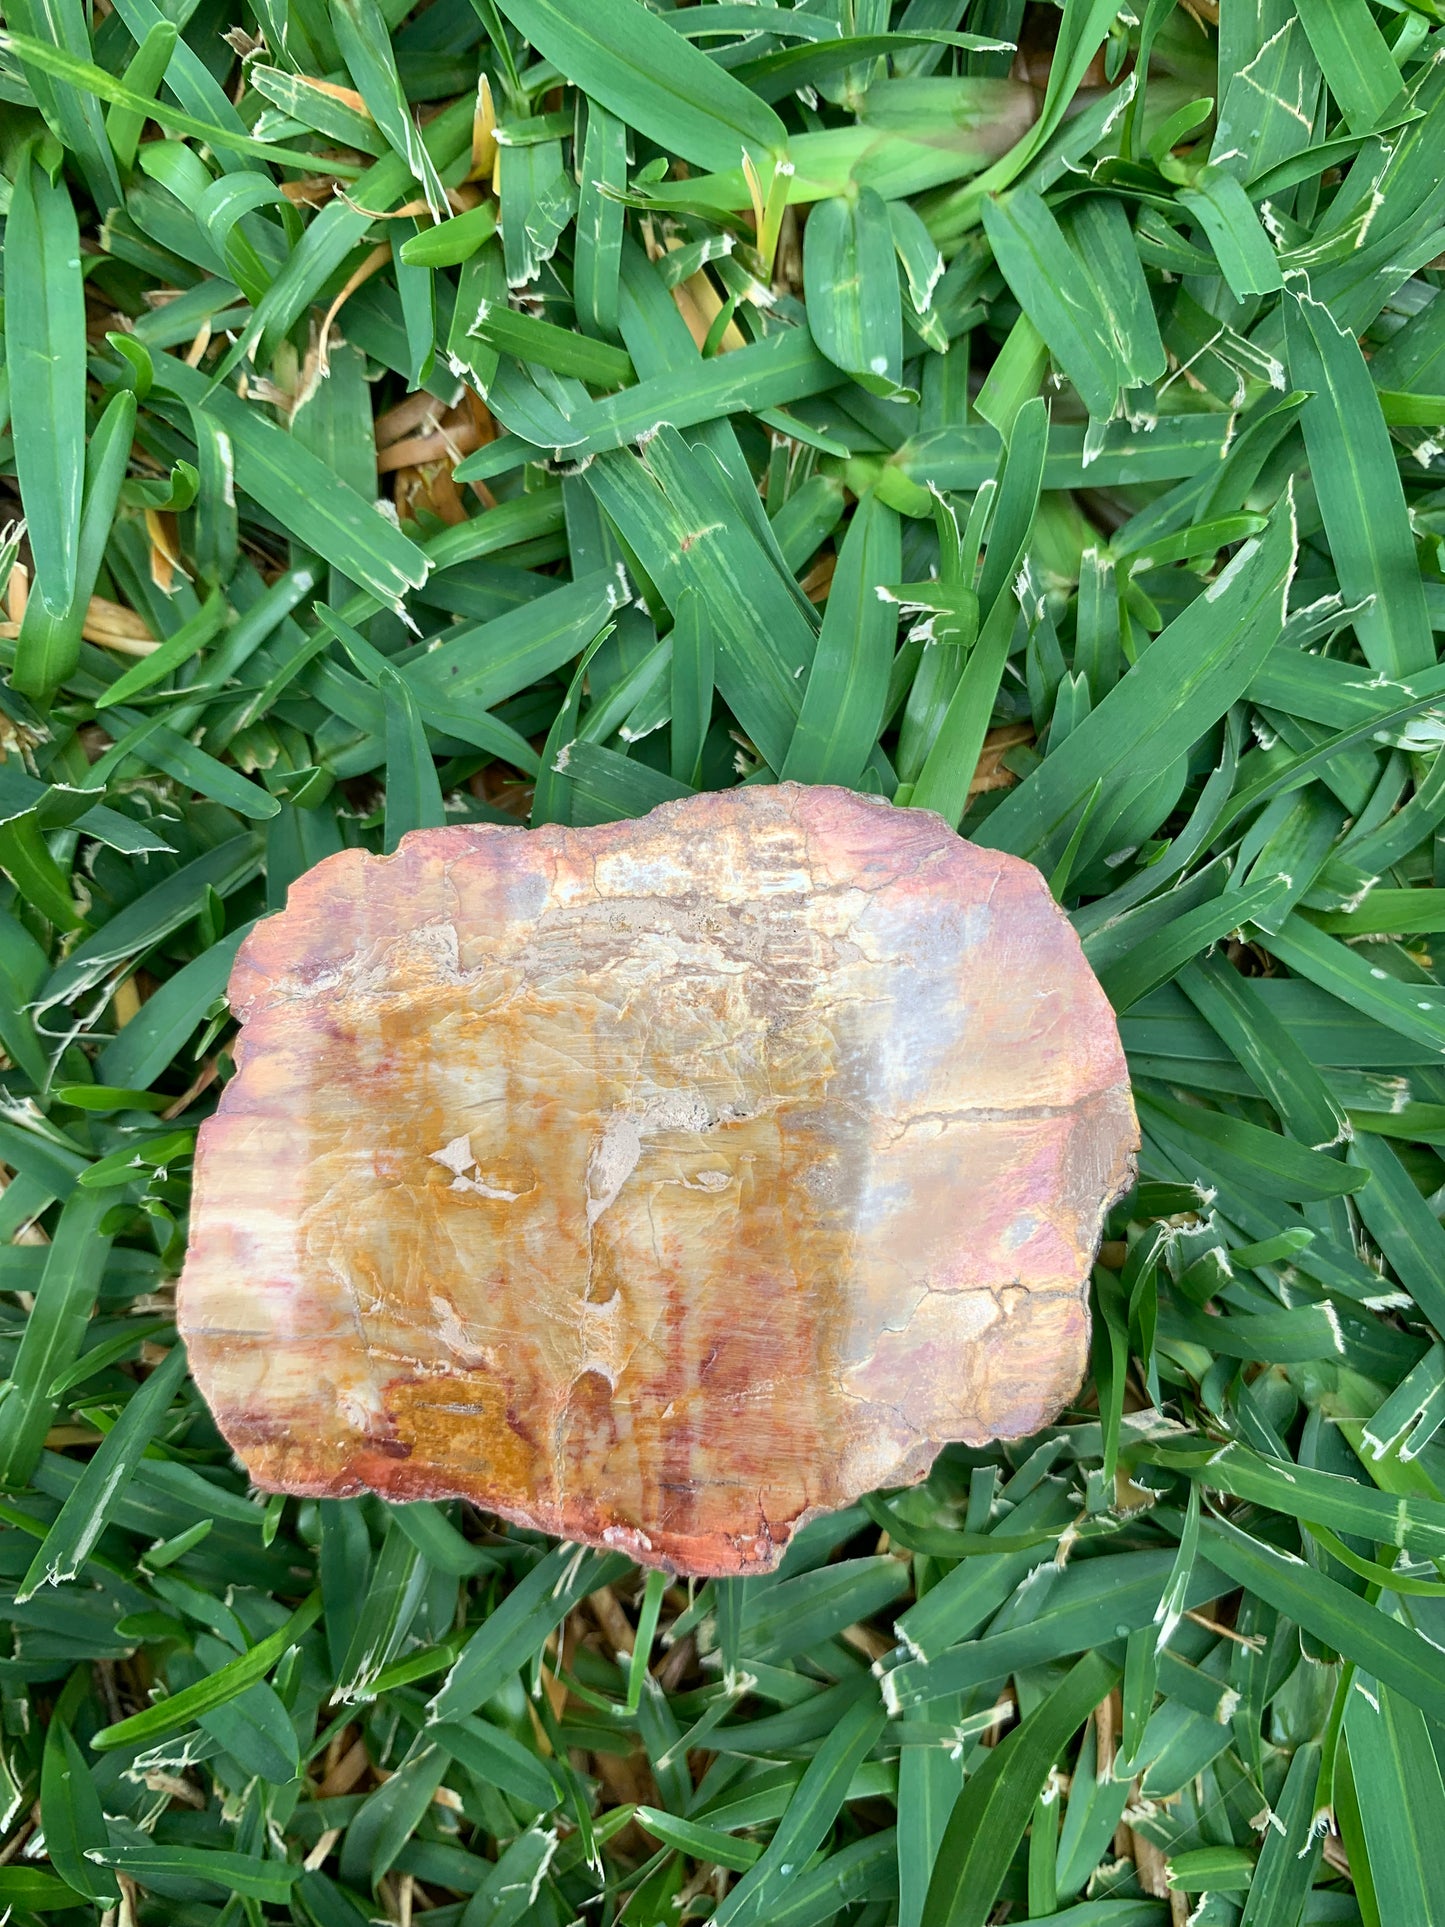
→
(180, 785, 1136, 1573)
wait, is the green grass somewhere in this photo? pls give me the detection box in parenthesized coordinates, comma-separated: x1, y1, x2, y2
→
(2, 1, 1445, 1922)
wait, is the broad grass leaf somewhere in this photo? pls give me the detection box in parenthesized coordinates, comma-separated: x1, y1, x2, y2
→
(333, 0, 448, 216)
(40, 1722, 120, 1906)
(0, 1869, 89, 1914)
(1344, 1676, 1445, 1927)
(1177, 167, 1284, 299)
(713, 1693, 887, 1927)
(923, 0, 1122, 243)
(458, 1826, 560, 1926)
(1285, 286, 1434, 678)
(428, 1546, 631, 1723)
(92, 1592, 323, 1750)
(921, 1651, 1119, 1927)
(38, 835, 263, 1014)
(17, 1341, 188, 1599)
(1346, 1134, 1445, 1336)
(0, 25, 352, 172)
(151, 357, 429, 612)
(493, 0, 786, 172)
(885, 1549, 1226, 1709)
(1257, 914, 1445, 1058)
(4, 148, 86, 624)
(574, 100, 628, 342)
(1200, 1516, 1445, 1723)
(1238, 1739, 1321, 1927)
(340, 1737, 451, 1887)
(586, 431, 816, 771)
(1293, 0, 1406, 132)
(0, 1190, 118, 1486)
(1210, 14, 1321, 185)
(782, 494, 900, 786)
(982, 190, 1119, 418)
(804, 189, 906, 396)
(910, 395, 1047, 826)
(98, 1847, 301, 1903)
(978, 495, 1296, 871)
(14, 389, 137, 699)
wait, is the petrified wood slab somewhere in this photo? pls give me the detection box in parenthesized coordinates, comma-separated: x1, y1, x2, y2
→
(180, 785, 1136, 1575)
